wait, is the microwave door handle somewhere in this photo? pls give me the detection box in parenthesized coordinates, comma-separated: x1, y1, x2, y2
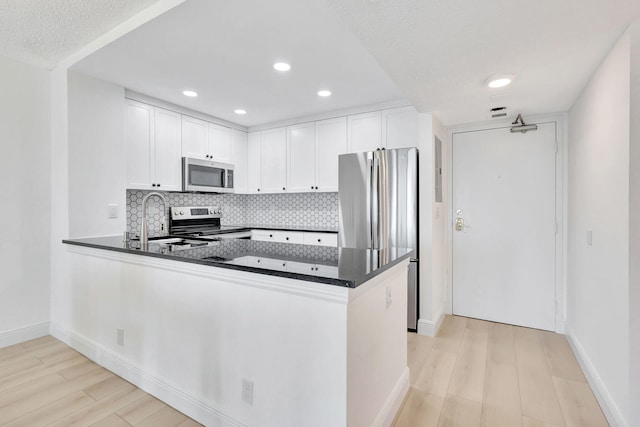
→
(222, 169, 226, 188)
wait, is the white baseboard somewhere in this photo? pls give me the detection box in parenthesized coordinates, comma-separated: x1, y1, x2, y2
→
(0, 322, 50, 349)
(49, 323, 244, 427)
(417, 313, 445, 337)
(374, 367, 410, 427)
(565, 326, 627, 427)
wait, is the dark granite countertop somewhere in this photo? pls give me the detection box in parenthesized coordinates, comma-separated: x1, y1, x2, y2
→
(62, 236, 414, 288)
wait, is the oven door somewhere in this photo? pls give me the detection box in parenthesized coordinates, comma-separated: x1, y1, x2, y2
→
(183, 158, 234, 193)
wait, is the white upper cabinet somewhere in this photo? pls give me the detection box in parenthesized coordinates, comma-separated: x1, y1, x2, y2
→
(315, 117, 347, 192)
(152, 108, 182, 191)
(382, 106, 419, 149)
(126, 100, 181, 191)
(260, 127, 287, 193)
(182, 116, 233, 163)
(126, 101, 153, 190)
(247, 131, 262, 193)
(348, 111, 382, 153)
(208, 123, 232, 163)
(287, 122, 316, 193)
(181, 116, 208, 159)
(231, 129, 248, 193)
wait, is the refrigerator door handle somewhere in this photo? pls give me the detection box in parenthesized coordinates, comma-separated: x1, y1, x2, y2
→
(371, 155, 380, 249)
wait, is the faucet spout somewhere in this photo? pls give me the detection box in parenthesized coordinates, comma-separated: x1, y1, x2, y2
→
(140, 191, 167, 251)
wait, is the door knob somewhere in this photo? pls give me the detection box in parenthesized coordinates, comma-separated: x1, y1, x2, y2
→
(455, 217, 464, 231)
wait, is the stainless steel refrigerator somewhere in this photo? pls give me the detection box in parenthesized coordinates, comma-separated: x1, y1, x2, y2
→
(338, 147, 419, 330)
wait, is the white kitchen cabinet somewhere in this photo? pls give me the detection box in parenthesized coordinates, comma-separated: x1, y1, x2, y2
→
(181, 116, 208, 159)
(287, 122, 316, 192)
(208, 123, 233, 163)
(303, 232, 338, 247)
(260, 127, 287, 193)
(126, 101, 153, 190)
(126, 100, 181, 191)
(382, 106, 419, 149)
(273, 231, 304, 244)
(231, 129, 248, 193)
(315, 117, 347, 192)
(152, 108, 182, 191)
(247, 131, 262, 193)
(348, 111, 382, 153)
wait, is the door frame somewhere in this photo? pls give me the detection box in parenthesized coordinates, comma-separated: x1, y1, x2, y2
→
(445, 113, 567, 333)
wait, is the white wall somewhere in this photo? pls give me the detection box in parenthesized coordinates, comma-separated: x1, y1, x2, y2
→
(417, 113, 448, 336)
(0, 55, 51, 344)
(68, 72, 126, 238)
(567, 31, 630, 425)
(629, 21, 640, 427)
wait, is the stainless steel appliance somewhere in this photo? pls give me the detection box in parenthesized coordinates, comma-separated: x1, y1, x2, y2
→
(182, 157, 234, 193)
(338, 147, 419, 330)
(169, 206, 251, 240)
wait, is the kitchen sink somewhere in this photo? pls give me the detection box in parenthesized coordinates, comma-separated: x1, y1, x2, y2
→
(147, 236, 220, 250)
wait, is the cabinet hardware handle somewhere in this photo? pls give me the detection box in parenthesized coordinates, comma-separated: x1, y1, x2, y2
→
(315, 186, 318, 190)
(269, 234, 273, 238)
(282, 263, 286, 267)
(311, 186, 313, 189)
(286, 237, 289, 241)
(282, 187, 286, 191)
(152, 183, 156, 187)
(157, 183, 161, 187)
(317, 239, 321, 242)
(257, 188, 260, 191)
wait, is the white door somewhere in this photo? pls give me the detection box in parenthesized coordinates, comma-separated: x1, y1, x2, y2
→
(181, 116, 208, 159)
(452, 122, 557, 331)
(382, 107, 419, 149)
(125, 100, 154, 190)
(247, 131, 262, 193)
(231, 129, 248, 193)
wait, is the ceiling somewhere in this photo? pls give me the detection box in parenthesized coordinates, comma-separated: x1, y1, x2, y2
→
(71, 0, 406, 127)
(4, 0, 640, 127)
(328, 0, 640, 125)
(0, 0, 162, 68)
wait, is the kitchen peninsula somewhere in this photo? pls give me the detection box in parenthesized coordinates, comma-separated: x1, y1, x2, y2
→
(61, 235, 412, 426)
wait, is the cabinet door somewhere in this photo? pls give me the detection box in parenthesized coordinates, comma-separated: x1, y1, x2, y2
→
(181, 116, 208, 159)
(125, 100, 154, 190)
(315, 117, 347, 192)
(247, 132, 262, 193)
(348, 111, 382, 153)
(208, 123, 233, 163)
(260, 127, 287, 193)
(153, 107, 182, 191)
(382, 107, 419, 149)
(231, 129, 248, 193)
(287, 122, 316, 193)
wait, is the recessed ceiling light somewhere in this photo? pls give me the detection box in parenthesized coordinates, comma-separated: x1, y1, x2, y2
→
(486, 74, 514, 88)
(273, 62, 291, 72)
(182, 90, 198, 97)
(234, 109, 247, 115)
(317, 90, 332, 97)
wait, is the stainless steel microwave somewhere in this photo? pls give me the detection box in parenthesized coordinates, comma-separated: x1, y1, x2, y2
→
(182, 157, 234, 193)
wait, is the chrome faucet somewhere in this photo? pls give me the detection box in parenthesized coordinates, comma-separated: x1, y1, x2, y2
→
(140, 191, 167, 251)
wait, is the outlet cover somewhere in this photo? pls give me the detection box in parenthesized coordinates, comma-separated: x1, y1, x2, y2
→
(108, 204, 119, 219)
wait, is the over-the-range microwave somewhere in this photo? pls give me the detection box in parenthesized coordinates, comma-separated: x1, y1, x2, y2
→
(182, 157, 234, 193)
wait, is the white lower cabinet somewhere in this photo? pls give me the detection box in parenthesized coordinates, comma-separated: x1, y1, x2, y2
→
(252, 230, 337, 247)
(303, 232, 338, 247)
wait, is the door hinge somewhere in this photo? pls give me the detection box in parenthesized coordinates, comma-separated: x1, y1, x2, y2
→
(555, 140, 558, 154)
(555, 221, 558, 234)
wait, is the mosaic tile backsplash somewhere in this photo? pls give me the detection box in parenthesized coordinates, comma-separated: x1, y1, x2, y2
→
(126, 190, 339, 236)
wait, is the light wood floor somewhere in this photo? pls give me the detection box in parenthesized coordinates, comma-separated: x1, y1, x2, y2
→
(393, 315, 609, 427)
(0, 335, 202, 426)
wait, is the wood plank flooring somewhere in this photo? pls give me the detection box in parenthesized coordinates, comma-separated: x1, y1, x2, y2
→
(0, 336, 202, 426)
(393, 316, 610, 427)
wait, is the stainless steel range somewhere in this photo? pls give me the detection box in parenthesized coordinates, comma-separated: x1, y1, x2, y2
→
(169, 206, 251, 240)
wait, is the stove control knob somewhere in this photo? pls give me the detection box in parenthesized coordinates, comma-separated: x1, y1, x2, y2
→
(217, 210, 222, 214)
(179, 211, 184, 215)
(209, 209, 214, 214)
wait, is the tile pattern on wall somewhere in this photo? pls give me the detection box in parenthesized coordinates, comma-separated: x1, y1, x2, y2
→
(126, 190, 338, 236)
